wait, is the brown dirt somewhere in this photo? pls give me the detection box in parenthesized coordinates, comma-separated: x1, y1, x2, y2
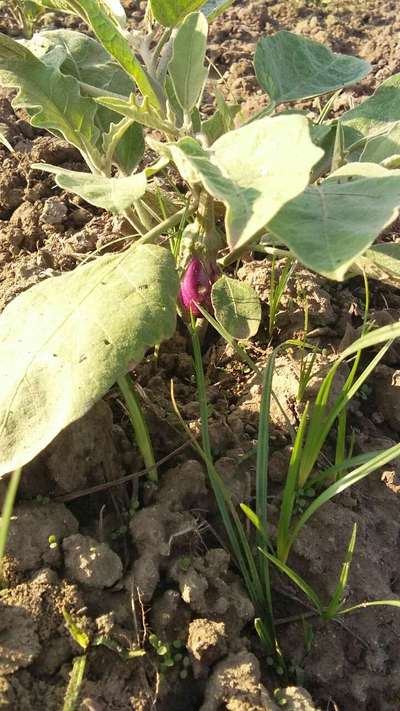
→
(0, 1, 400, 710)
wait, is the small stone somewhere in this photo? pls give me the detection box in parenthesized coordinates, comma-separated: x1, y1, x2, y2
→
(187, 618, 227, 667)
(40, 197, 68, 225)
(63, 534, 123, 589)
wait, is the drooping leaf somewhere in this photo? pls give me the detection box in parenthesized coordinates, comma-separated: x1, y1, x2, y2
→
(211, 276, 261, 339)
(255, 31, 370, 105)
(168, 12, 208, 113)
(168, 114, 323, 252)
(341, 74, 400, 146)
(354, 243, 400, 288)
(96, 94, 173, 133)
(200, 0, 234, 21)
(150, 0, 204, 27)
(37, 0, 161, 107)
(25, 29, 138, 145)
(0, 32, 99, 161)
(26, 30, 134, 97)
(103, 119, 145, 174)
(268, 164, 400, 279)
(165, 75, 184, 128)
(0, 244, 178, 476)
(202, 90, 240, 143)
(360, 121, 400, 164)
(33, 163, 147, 212)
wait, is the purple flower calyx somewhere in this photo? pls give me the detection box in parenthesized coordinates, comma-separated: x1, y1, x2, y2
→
(179, 256, 218, 317)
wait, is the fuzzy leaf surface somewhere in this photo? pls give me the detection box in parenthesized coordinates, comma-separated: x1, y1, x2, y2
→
(341, 74, 400, 145)
(168, 12, 208, 112)
(168, 114, 322, 251)
(34, 163, 147, 212)
(211, 276, 261, 339)
(0, 245, 178, 476)
(360, 121, 400, 163)
(200, 0, 234, 20)
(37, 0, 160, 106)
(268, 164, 400, 279)
(150, 0, 204, 26)
(0, 32, 99, 157)
(255, 31, 370, 104)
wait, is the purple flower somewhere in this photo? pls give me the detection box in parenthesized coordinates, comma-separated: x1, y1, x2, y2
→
(179, 257, 217, 317)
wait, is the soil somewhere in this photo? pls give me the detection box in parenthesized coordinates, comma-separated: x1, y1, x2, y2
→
(0, 1, 400, 710)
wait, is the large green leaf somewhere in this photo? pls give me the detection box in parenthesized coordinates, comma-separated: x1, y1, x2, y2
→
(168, 12, 208, 113)
(110, 120, 145, 175)
(0, 32, 99, 161)
(268, 164, 400, 279)
(341, 74, 400, 145)
(211, 276, 261, 339)
(201, 89, 240, 144)
(0, 245, 178, 476)
(33, 163, 147, 212)
(360, 122, 400, 164)
(168, 114, 323, 251)
(354, 243, 400, 288)
(25, 29, 133, 96)
(150, 0, 204, 26)
(200, 0, 234, 20)
(255, 31, 370, 105)
(37, 0, 161, 107)
(25, 29, 139, 149)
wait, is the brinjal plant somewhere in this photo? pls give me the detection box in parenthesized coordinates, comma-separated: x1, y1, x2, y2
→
(1, 0, 400, 480)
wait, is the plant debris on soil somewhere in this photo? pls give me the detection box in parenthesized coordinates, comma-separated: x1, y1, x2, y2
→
(0, 1, 400, 710)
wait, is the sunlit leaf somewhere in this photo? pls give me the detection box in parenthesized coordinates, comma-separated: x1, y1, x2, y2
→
(269, 164, 400, 279)
(211, 276, 261, 339)
(0, 245, 178, 476)
(255, 31, 370, 104)
(168, 114, 322, 252)
(168, 12, 208, 112)
(150, 0, 204, 27)
(0, 32, 99, 161)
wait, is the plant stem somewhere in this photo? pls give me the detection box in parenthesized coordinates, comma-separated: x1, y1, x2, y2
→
(118, 374, 157, 482)
(0, 467, 22, 587)
(136, 205, 195, 245)
(78, 81, 129, 101)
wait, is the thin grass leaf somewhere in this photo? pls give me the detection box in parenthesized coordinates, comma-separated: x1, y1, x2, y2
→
(0, 468, 22, 587)
(268, 257, 295, 336)
(118, 374, 157, 482)
(255, 352, 276, 629)
(240, 503, 273, 551)
(338, 600, 400, 615)
(195, 303, 297, 439)
(277, 402, 310, 563)
(310, 450, 381, 488)
(259, 547, 323, 613)
(298, 341, 391, 485)
(170, 379, 265, 613)
(63, 654, 87, 711)
(288, 440, 400, 554)
(324, 523, 357, 619)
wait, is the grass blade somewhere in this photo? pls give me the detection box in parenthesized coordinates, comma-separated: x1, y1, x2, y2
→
(277, 403, 309, 563)
(118, 374, 157, 482)
(324, 523, 357, 619)
(63, 654, 87, 711)
(0, 468, 22, 588)
(338, 600, 400, 615)
(288, 441, 400, 554)
(259, 548, 323, 614)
